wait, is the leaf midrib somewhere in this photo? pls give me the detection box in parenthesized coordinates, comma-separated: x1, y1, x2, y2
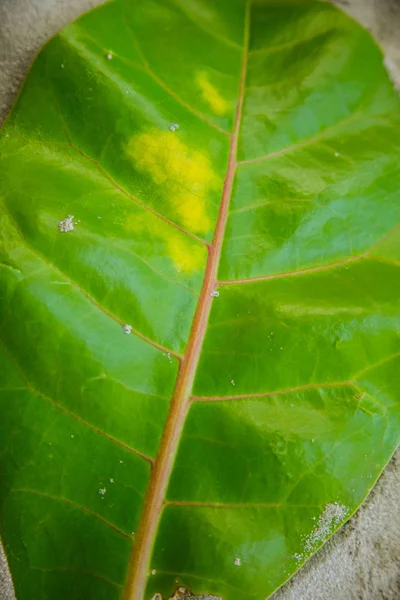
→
(122, 3, 251, 599)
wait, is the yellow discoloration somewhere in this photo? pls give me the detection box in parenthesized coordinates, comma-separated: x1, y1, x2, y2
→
(166, 234, 205, 274)
(196, 71, 230, 116)
(124, 208, 206, 274)
(127, 131, 219, 238)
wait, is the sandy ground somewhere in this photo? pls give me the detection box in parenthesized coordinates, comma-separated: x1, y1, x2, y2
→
(0, 0, 399, 599)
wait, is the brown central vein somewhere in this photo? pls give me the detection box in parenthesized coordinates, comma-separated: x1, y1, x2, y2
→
(123, 4, 251, 599)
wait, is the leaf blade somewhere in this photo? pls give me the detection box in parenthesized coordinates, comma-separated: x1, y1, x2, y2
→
(1, 1, 400, 600)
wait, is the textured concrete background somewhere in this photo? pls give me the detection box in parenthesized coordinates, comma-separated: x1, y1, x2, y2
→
(0, 1, 399, 599)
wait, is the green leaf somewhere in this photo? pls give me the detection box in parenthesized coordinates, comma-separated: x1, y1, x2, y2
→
(1, 0, 399, 599)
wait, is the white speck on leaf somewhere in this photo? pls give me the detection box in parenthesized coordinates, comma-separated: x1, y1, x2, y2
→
(334, 152, 340, 157)
(123, 324, 132, 335)
(106, 52, 113, 60)
(163, 352, 172, 363)
(109, 478, 114, 483)
(58, 215, 76, 232)
(294, 552, 303, 563)
(211, 290, 219, 298)
(234, 557, 241, 566)
(302, 502, 349, 557)
(151, 594, 162, 600)
(98, 487, 106, 496)
(70, 434, 74, 438)
(169, 123, 179, 132)
(119, 460, 123, 464)
(231, 379, 235, 386)
(151, 569, 157, 575)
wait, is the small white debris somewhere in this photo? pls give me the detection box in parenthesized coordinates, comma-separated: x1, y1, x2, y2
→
(123, 324, 133, 335)
(98, 487, 106, 496)
(109, 478, 114, 483)
(151, 569, 157, 575)
(334, 152, 340, 157)
(163, 352, 172, 363)
(211, 290, 219, 298)
(151, 594, 162, 600)
(170, 587, 191, 600)
(58, 215, 76, 232)
(294, 552, 303, 563)
(303, 503, 349, 556)
(169, 123, 180, 132)
(231, 379, 235, 386)
(119, 460, 124, 464)
(106, 52, 113, 60)
(234, 557, 242, 566)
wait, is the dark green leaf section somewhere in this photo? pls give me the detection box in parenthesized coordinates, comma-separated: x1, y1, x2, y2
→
(0, 1, 399, 600)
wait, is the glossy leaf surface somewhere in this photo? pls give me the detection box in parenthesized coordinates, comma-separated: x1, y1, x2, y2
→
(1, 1, 400, 599)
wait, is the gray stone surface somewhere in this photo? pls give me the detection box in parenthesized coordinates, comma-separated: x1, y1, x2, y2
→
(0, 0, 399, 599)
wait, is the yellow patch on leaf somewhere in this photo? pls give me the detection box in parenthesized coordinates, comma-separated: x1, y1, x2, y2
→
(196, 71, 230, 116)
(123, 192, 207, 275)
(166, 234, 205, 274)
(127, 130, 218, 237)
